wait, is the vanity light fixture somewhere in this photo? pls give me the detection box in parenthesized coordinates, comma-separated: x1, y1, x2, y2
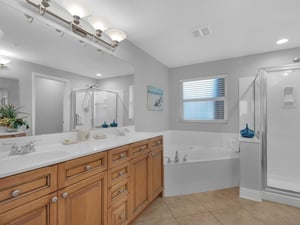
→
(0, 58, 10, 70)
(96, 73, 102, 77)
(277, 38, 288, 45)
(24, 0, 127, 51)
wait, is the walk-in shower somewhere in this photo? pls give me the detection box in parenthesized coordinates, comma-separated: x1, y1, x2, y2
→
(255, 63, 300, 206)
(72, 86, 122, 129)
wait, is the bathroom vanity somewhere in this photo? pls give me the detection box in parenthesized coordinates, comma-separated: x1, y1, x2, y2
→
(0, 134, 164, 225)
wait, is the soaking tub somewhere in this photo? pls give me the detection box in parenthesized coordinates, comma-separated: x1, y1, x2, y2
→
(162, 130, 240, 196)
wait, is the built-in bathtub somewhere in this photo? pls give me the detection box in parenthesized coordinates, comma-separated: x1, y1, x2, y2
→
(161, 130, 240, 196)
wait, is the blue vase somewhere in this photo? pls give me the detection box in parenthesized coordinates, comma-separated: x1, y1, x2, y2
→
(110, 120, 118, 127)
(240, 123, 255, 138)
(101, 121, 109, 128)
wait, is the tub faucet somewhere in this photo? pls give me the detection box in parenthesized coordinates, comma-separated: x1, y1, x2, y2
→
(164, 157, 171, 163)
(183, 154, 187, 163)
(174, 150, 179, 163)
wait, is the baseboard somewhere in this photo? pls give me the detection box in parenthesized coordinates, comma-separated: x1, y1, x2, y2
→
(262, 191, 300, 208)
(239, 187, 262, 202)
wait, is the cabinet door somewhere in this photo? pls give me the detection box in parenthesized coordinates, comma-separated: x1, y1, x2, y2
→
(0, 194, 57, 225)
(130, 153, 150, 218)
(108, 196, 130, 225)
(150, 148, 163, 199)
(58, 173, 107, 225)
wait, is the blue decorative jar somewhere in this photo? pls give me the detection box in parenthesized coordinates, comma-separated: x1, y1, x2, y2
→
(101, 121, 109, 128)
(240, 123, 255, 138)
(110, 120, 118, 127)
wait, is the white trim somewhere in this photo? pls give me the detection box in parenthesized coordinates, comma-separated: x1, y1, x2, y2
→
(262, 190, 300, 208)
(179, 74, 228, 83)
(32, 73, 71, 135)
(239, 187, 262, 202)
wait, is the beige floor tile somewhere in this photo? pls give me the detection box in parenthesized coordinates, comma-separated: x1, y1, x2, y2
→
(164, 195, 207, 217)
(243, 201, 300, 225)
(175, 212, 222, 225)
(212, 207, 267, 225)
(134, 198, 173, 223)
(132, 218, 178, 225)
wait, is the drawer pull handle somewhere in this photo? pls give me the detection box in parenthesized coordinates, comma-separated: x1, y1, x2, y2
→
(138, 146, 146, 152)
(119, 153, 126, 158)
(118, 189, 126, 194)
(62, 192, 69, 198)
(51, 196, 58, 203)
(85, 165, 91, 171)
(11, 189, 20, 198)
(119, 171, 125, 176)
(156, 141, 161, 145)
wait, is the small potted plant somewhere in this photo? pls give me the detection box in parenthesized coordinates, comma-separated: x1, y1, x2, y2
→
(0, 104, 29, 132)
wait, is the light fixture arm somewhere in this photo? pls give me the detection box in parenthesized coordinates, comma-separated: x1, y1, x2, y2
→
(24, 0, 118, 50)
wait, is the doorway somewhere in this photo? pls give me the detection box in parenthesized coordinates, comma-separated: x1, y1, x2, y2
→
(32, 73, 70, 135)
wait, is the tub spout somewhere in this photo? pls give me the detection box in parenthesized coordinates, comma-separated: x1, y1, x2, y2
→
(183, 154, 187, 163)
(164, 157, 171, 163)
(174, 150, 179, 163)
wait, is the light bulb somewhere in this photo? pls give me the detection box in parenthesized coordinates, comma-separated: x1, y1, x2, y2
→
(105, 29, 127, 42)
(88, 16, 107, 31)
(0, 58, 10, 65)
(62, 0, 89, 18)
(276, 38, 288, 45)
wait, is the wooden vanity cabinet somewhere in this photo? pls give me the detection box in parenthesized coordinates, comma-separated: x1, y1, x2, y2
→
(0, 193, 58, 225)
(149, 136, 164, 200)
(0, 136, 164, 225)
(57, 172, 107, 225)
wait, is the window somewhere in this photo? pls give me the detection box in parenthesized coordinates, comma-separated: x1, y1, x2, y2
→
(180, 75, 227, 122)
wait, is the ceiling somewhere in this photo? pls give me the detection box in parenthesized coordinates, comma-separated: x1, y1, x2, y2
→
(0, 1, 134, 79)
(81, 0, 300, 68)
(1, 0, 300, 74)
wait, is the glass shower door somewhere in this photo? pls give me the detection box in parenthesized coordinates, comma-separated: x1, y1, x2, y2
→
(265, 67, 300, 193)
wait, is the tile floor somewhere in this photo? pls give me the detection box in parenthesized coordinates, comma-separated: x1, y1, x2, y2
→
(132, 187, 300, 225)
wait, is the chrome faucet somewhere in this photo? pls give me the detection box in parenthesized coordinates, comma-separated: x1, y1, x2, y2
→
(174, 150, 179, 163)
(164, 156, 171, 163)
(183, 154, 187, 163)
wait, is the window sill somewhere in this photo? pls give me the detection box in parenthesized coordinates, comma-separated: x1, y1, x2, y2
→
(179, 119, 228, 124)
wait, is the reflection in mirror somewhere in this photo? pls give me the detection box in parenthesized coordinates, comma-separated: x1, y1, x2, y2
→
(0, 88, 8, 106)
(0, 78, 19, 107)
(0, 2, 135, 137)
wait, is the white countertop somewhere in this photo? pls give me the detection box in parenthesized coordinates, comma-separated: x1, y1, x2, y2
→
(0, 129, 160, 178)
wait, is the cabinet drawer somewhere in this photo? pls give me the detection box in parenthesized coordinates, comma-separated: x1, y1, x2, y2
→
(108, 163, 130, 188)
(108, 196, 130, 225)
(108, 146, 131, 168)
(151, 136, 163, 149)
(58, 151, 107, 188)
(0, 165, 57, 214)
(131, 140, 150, 158)
(108, 179, 129, 207)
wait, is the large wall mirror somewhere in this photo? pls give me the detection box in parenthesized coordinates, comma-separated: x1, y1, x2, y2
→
(0, 1, 135, 136)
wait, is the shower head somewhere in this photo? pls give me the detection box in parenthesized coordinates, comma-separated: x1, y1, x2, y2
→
(293, 57, 300, 63)
(86, 84, 99, 89)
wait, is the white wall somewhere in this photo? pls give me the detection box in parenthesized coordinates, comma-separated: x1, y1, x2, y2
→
(169, 47, 300, 133)
(115, 41, 169, 132)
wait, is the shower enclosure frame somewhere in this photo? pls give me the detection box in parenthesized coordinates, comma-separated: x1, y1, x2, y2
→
(72, 87, 120, 129)
(259, 63, 300, 202)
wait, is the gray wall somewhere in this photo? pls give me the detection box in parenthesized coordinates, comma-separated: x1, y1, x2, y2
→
(0, 77, 19, 107)
(116, 41, 169, 132)
(169, 47, 300, 133)
(97, 75, 134, 127)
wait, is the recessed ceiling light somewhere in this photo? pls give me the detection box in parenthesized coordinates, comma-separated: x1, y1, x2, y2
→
(277, 38, 288, 45)
(96, 73, 102, 77)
